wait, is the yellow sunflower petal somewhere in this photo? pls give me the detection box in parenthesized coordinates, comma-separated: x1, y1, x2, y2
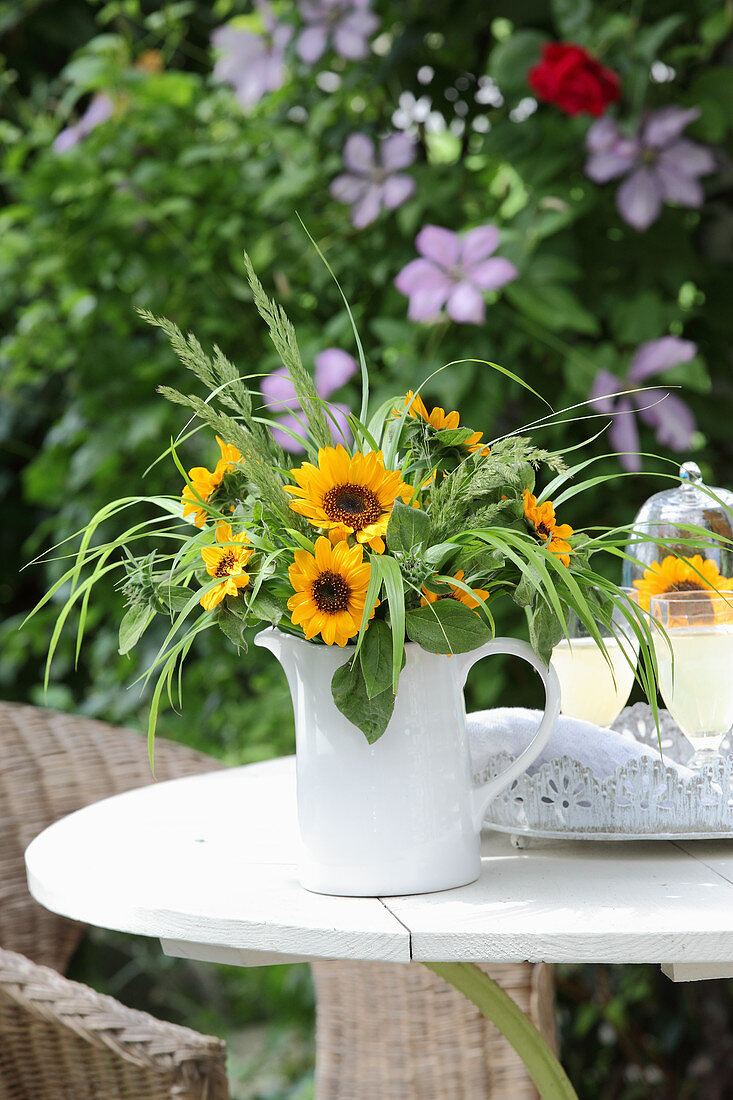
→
(201, 546, 222, 571)
(406, 390, 429, 421)
(200, 582, 226, 610)
(216, 436, 242, 465)
(328, 523, 354, 544)
(314, 536, 333, 571)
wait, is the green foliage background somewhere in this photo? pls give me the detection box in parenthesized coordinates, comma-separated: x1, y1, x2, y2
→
(2, 1, 732, 1096)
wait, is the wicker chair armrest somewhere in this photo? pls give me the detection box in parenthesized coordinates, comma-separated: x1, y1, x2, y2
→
(1, 701, 225, 969)
(0, 946, 229, 1099)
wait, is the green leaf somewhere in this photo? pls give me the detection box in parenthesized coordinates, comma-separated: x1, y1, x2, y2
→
(331, 656, 397, 744)
(424, 541, 460, 567)
(700, 7, 733, 46)
(660, 357, 709, 394)
(529, 600, 564, 664)
(610, 291, 670, 344)
(551, 0, 591, 39)
(156, 585, 193, 613)
(434, 427, 476, 447)
(689, 68, 733, 140)
(359, 619, 405, 700)
(635, 14, 685, 60)
(248, 588, 284, 624)
(489, 31, 548, 94)
(386, 500, 431, 554)
(505, 283, 600, 336)
(513, 571, 538, 608)
(406, 600, 491, 654)
(118, 603, 155, 655)
(217, 605, 247, 649)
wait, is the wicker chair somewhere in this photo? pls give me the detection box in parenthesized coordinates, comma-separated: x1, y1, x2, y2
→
(311, 959, 557, 1099)
(0, 946, 228, 1100)
(0, 700, 229, 1099)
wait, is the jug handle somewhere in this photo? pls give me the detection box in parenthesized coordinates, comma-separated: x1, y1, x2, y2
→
(457, 638, 561, 833)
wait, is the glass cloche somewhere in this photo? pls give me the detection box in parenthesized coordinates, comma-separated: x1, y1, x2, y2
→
(622, 462, 733, 586)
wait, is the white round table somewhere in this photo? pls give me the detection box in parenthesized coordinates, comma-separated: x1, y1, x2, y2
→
(25, 756, 733, 1098)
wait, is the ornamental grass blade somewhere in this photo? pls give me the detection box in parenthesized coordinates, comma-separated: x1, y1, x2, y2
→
(44, 561, 122, 690)
(378, 555, 406, 692)
(146, 618, 212, 773)
(440, 358, 552, 411)
(353, 557, 384, 659)
(367, 395, 404, 450)
(296, 215, 370, 427)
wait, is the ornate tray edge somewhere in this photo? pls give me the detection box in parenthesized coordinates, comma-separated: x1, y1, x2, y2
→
(475, 703, 733, 842)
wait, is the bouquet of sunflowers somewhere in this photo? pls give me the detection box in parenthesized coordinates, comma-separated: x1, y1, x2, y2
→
(33, 255, 658, 750)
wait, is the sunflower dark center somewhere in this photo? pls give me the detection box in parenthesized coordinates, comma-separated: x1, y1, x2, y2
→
(536, 522, 552, 540)
(322, 483, 382, 530)
(312, 570, 351, 613)
(667, 580, 706, 593)
(214, 551, 236, 577)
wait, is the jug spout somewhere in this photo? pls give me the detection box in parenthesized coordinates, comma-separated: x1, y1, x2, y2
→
(254, 626, 284, 660)
(254, 626, 297, 668)
(254, 627, 305, 691)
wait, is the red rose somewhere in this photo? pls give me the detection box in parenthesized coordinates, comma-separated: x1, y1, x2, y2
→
(528, 43, 620, 118)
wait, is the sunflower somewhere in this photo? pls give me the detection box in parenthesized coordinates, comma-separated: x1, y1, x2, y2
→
(523, 490, 574, 567)
(421, 570, 490, 613)
(633, 555, 733, 612)
(199, 522, 252, 610)
(182, 436, 242, 527)
(284, 445, 411, 554)
(287, 536, 376, 646)
(398, 391, 489, 455)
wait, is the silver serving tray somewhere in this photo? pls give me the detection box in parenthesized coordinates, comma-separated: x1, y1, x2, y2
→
(477, 703, 733, 841)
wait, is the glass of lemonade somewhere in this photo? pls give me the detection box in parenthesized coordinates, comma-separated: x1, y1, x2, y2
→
(650, 590, 733, 768)
(550, 591, 640, 728)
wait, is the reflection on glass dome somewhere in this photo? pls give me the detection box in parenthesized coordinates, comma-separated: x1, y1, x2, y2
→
(622, 462, 733, 587)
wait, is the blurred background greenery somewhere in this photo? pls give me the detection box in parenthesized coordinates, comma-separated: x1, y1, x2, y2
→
(2, 1, 732, 1096)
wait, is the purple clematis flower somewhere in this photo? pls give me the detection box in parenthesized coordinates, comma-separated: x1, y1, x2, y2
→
(297, 0, 378, 64)
(211, 7, 292, 110)
(261, 348, 358, 452)
(585, 108, 715, 232)
(394, 225, 518, 325)
(53, 93, 114, 153)
(589, 336, 698, 471)
(330, 133, 416, 229)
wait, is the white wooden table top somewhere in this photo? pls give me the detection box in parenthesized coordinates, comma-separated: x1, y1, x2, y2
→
(24, 756, 733, 981)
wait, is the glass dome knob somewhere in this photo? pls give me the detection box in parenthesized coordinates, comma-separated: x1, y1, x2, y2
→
(679, 461, 702, 484)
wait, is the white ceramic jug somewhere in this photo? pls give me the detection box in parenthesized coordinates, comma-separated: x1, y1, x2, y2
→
(256, 628, 560, 896)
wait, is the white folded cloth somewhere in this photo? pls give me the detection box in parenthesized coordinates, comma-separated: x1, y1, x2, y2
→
(467, 707, 692, 779)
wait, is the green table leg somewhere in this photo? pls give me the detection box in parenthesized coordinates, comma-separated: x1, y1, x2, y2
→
(424, 962, 578, 1100)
